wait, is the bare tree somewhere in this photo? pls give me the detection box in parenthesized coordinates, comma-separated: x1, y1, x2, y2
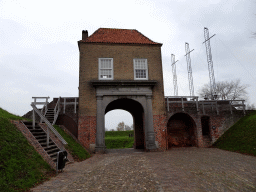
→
(125, 125, 131, 131)
(116, 121, 125, 131)
(246, 103, 256, 110)
(198, 79, 249, 101)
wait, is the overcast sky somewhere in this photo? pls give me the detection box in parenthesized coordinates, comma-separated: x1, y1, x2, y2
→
(1, 0, 255, 130)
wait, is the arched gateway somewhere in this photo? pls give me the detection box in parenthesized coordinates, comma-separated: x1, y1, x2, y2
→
(167, 113, 196, 148)
(105, 99, 145, 149)
(77, 28, 167, 152)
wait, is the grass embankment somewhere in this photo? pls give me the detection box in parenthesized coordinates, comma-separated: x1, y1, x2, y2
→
(105, 130, 134, 149)
(213, 110, 256, 156)
(53, 125, 90, 161)
(0, 108, 54, 192)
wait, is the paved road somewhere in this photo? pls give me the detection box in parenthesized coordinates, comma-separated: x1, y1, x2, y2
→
(32, 148, 256, 192)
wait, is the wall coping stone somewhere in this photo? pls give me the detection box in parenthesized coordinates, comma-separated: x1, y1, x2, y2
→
(91, 80, 157, 87)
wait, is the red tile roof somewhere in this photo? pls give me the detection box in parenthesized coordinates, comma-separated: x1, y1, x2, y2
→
(80, 28, 162, 45)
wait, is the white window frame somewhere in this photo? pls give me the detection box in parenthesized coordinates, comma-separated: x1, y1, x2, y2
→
(98, 58, 114, 80)
(133, 58, 148, 80)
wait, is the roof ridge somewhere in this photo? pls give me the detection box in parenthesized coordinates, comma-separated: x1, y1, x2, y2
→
(80, 28, 162, 46)
(99, 27, 137, 30)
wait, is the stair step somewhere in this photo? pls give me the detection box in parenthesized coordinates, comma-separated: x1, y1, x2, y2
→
(30, 129, 45, 133)
(27, 127, 42, 130)
(32, 132, 46, 136)
(45, 116, 54, 119)
(50, 153, 57, 158)
(41, 142, 55, 147)
(47, 148, 60, 154)
(23, 121, 35, 125)
(25, 124, 40, 127)
(37, 138, 48, 142)
(44, 145, 59, 151)
(35, 135, 47, 139)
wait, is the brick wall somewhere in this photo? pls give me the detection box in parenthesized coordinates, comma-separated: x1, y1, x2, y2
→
(78, 42, 166, 150)
(78, 115, 96, 150)
(79, 43, 165, 116)
(153, 114, 167, 151)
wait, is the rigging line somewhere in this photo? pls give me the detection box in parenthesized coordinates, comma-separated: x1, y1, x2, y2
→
(217, 37, 256, 82)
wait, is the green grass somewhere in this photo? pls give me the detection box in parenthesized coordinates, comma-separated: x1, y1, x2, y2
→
(105, 130, 134, 149)
(0, 107, 30, 121)
(105, 130, 134, 137)
(53, 125, 91, 161)
(213, 110, 256, 156)
(0, 112, 54, 192)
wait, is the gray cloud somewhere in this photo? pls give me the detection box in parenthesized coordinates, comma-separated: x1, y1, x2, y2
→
(0, 0, 255, 130)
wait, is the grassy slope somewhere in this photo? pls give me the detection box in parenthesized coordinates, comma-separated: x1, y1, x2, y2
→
(0, 108, 29, 121)
(105, 130, 134, 149)
(53, 125, 90, 161)
(213, 110, 256, 156)
(0, 108, 54, 192)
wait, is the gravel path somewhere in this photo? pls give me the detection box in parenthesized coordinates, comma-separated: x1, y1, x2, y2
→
(31, 148, 256, 192)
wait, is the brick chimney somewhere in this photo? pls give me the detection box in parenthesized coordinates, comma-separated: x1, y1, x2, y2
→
(82, 30, 88, 40)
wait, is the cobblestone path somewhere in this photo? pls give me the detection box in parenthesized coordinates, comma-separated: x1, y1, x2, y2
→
(32, 148, 256, 192)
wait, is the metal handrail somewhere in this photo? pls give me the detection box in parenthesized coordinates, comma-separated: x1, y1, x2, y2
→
(165, 96, 245, 115)
(40, 102, 48, 123)
(53, 97, 61, 125)
(61, 97, 78, 114)
(31, 103, 68, 146)
(165, 96, 199, 113)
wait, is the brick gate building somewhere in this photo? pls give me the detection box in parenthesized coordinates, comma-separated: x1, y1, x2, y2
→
(78, 28, 167, 152)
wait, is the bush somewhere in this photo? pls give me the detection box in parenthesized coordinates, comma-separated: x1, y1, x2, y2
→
(105, 130, 134, 149)
(105, 130, 134, 137)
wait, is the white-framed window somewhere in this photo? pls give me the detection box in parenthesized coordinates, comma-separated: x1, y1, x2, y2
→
(133, 59, 148, 80)
(98, 58, 113, 80)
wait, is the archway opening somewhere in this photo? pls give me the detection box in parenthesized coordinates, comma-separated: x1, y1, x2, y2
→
(105, 98, 145, 149)
(105, 109, 133, 131)
(201, 116, 210, 137)
(167, 113, 196, 148)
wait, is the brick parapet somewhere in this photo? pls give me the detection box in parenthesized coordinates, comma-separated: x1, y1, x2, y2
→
(11, 120, 56, 170)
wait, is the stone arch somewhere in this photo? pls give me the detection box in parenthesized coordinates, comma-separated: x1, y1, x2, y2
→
(105, 98, 145, 149)
(167, 112, 197, 148)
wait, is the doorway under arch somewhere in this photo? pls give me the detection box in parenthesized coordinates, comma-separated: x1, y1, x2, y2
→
(105, 98, 145, 149)
(167, 113, 196, 148)
(105, 109, 133, 131)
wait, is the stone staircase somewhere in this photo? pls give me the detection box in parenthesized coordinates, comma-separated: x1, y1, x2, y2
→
(44, 108, 55, 124)
(23, 121, 60, 162)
